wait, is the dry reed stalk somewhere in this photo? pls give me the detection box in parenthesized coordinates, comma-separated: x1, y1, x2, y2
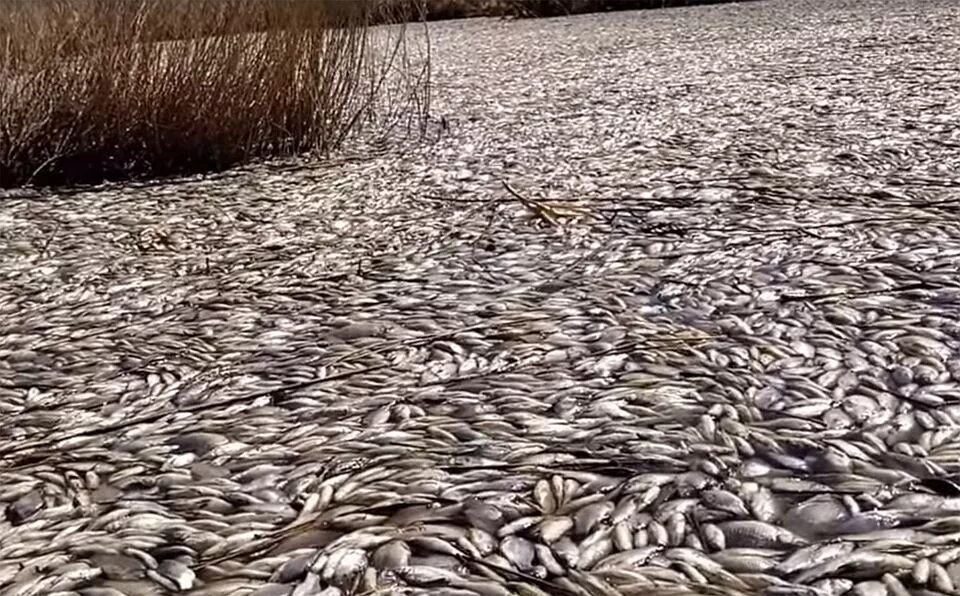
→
(0, 0, 428, 188)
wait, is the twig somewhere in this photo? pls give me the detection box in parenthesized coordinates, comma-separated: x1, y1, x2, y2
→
(501, 180, 562, 227)
(38, 222, 61, 258)
(779, 281, 956, 304)
(457, 553, 578, 596)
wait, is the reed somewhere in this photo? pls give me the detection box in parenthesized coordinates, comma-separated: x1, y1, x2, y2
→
(0, 0, 427, 188)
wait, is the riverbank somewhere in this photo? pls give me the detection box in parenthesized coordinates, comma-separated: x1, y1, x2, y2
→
(415, 0, 762, 20)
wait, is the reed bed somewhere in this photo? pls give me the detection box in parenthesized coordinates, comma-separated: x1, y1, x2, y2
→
(0, 0, 427, 188)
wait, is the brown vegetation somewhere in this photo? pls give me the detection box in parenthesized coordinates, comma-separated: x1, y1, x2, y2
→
(0, 0, 426, 188)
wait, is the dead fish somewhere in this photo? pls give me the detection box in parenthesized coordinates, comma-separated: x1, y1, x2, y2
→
(777, 541, 857, 575)
(780, 495, 851, 538)
(500, 536, 535, 570)
(372, 540, 411, 570)
(710, 548, 780, 573)
(573, 502, 614, 536)
(794, 550, 914, 583)
(5, 489, 44, 525)
(719, 520, 806, 549)
(536, 516, 574, 544)
(702, 488, 751, 518)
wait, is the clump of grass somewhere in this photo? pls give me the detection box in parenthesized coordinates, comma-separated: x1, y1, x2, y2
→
(0, 0, 426, 188)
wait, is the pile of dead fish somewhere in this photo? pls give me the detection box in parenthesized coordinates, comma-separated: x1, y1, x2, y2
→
(4, 0, 960, 594)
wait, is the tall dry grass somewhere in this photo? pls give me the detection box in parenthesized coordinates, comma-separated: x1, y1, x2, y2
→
(0, 0, 428, 188)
